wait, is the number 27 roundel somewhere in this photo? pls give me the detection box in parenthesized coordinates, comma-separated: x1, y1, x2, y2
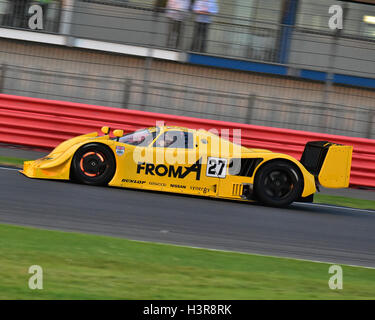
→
(206, 157, 228, 178)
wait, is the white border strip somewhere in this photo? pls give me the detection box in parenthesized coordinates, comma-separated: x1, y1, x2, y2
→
(74, 38, 181, 62)
(74, 38, 148, 57)
(0, 28, 67, 46)
(0, 29, 183, 62)
(152, 48, 181, 61)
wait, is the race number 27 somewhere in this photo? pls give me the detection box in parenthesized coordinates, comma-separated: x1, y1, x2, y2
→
(206, 157, 228, 178)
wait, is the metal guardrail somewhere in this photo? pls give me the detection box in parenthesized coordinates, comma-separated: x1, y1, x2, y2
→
(0, 0, 374, 140)
(1, 0, 375, 72)
(0, 62, 373, 139)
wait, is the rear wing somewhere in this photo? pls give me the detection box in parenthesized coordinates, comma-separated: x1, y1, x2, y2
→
(300, 141, 353, 189)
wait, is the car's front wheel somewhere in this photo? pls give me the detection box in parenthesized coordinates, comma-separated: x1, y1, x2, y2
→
(254, 160, 304, 207)
(71, 143, 116, 186)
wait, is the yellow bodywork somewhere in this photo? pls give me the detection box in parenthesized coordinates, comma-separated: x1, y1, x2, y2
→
(21, 126, 353, 202)
(22, 132, 111, 180)
(318, 144, 353, 188)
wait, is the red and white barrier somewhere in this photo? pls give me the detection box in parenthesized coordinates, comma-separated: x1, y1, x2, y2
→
(0, 94, 374, 187)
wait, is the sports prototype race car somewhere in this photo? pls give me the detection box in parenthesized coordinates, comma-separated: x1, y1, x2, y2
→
(22, 126, 353, 207)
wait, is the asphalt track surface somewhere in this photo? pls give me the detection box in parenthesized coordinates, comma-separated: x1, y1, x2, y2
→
(1, 168, 375, 268)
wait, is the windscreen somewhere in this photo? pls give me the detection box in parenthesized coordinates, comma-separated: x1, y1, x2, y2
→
(117, 128, 158, 147)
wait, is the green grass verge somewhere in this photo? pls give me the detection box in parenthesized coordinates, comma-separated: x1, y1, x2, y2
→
(0, 156, 28, 168)
(314, 194, 375, 211)
(0, 223, 374, 300)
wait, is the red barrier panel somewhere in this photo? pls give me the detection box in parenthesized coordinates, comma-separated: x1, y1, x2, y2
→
(0, 94, 374, 187)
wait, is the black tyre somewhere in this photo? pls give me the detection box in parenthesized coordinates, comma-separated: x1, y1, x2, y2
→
(254, 160, 303, 207)
(71, 143, 116, 186)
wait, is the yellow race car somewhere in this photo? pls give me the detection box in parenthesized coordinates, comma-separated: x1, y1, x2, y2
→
(22, 126, 353, 207)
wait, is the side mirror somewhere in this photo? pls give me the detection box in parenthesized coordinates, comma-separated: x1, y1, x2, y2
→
(113, 129, 124, 142)
(101, 126, 110, 135)
(113, 129, 124, 138)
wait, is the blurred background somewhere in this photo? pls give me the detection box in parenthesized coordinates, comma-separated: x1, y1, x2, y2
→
(0, 0, 374, 138)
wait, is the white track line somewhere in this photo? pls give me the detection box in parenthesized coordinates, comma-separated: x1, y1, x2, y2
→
(130, 238, 375, 270)
(299, 202, 375, 213)
(0, 167, 19, 171)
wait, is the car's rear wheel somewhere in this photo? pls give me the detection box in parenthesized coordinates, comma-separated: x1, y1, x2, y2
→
(72, 143, 116, 186)
(254, 160, 303, 207)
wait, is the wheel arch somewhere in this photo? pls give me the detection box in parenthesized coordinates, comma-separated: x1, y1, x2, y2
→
(70, 142, 117, 181)
(253, 158, 305, 200)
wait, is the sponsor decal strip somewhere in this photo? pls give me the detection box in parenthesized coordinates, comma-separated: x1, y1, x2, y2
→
(122, 179, 146, 184)
(137, 159, 202, 181)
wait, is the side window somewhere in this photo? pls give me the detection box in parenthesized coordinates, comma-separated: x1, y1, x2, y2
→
(119, 129, 158, 147)
(154, 131, 194, 149)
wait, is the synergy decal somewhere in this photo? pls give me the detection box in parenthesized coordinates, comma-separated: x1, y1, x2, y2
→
(116, 146, 125, 156)
(190, 185, 217, 194)
(137, 159, 202, 181)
